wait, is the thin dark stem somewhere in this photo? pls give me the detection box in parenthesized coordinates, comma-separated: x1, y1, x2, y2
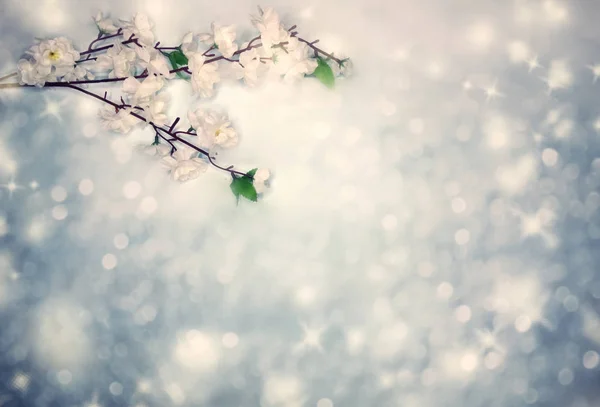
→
(79, 36, 140, 57)
(295, 36, 343, 64)
(154, 126, 246, 177)
(203, 36, 262, 64)
(169, 117, 180, 132)
(76, 56, 98, 63)
(174, 130, 197, 137)
(206, 155, 246, 177)
(202, 45, 216, 56)
(222, 57, 240, 64)
(155, 41, 179, 51)
(80, 30, 123, 56)
(62, 83, 141, 114)
(154, 126, 177, 153)
(245, 36, 262, 50)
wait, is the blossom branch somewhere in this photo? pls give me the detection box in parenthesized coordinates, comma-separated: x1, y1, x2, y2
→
(51, 83, 248, 178)
(153, 125, 177, 153)
(202, 45, 216, 56)
(78, 34, 141, 58)
(203, 35, 262, 64)
(43, 66, 189, 86)
(154, 42, 179, 51)
(153, 126, 247, 177)
(48, 39, 267, 86)
(294, 36, 343, 65)
(46, 30, 340, 87)
(80, 29, 123, 56)
(8, 8, 348, 199)
(285, 24, 341, 63)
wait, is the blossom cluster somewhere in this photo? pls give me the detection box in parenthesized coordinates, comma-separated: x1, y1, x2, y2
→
(17, 37, 93, 86)
(15, 6, 351, 201)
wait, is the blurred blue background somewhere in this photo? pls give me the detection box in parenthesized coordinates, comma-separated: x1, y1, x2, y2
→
(0, 0, 599, 406)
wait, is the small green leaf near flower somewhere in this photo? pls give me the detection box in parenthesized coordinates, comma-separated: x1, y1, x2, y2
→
(171, 49, 188, 66)
(167, 50, 189, 79)
(230, 175, 258, 203)
(313, 56, 335, 89)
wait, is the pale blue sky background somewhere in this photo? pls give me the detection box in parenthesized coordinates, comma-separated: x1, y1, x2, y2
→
(0, 0, 600, 406)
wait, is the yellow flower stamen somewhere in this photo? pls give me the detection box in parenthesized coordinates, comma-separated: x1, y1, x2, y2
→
(48, 51, 61, 61)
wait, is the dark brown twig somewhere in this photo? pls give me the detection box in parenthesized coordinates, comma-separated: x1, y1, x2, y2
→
(294, 36, 343, 64)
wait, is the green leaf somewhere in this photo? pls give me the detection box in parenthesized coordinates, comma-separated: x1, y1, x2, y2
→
(245, 168, 258, 179)
(174, 51, 188, 66)
(169, 50, 188, 68)
(230, 176, 258, 203)
(166, 50, 190, 79)
(167, 52, 177, 67)
(313, 57, 335, 89)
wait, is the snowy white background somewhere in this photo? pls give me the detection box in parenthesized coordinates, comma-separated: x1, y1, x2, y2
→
(1, 0, 600, 406)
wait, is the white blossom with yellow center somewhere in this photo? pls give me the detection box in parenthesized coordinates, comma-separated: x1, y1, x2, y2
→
(187, 108, 238, 150)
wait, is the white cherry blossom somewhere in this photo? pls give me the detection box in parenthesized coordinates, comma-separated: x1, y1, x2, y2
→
(251, 7, 290, 55)
(161, 147, 207, 182)
(199, 23, 238, 58)
(268, 38, 317, 83)
(28, 37, 80, 68)
(135, 46, 172, 78)
(95, 43, 136, 78)
(120, 13, 155, 46)
(17, 59, 52, 87)
(180, 32, 201, 57)
(139, 92, 169, 126)
(122, 75, 164, 102)
(188, 108, 238, 149)
(17, 37, 82, 85)
(61, 65, 94, 82)
(138, 143, 171, 157)
(187, 53, 220, 98)
(329, 55, 353, 78)
(94, 12, 119, 34)
(98, 106, 139, 134)
(234, 47, 261, 86)
(253, 168, 271, 193)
